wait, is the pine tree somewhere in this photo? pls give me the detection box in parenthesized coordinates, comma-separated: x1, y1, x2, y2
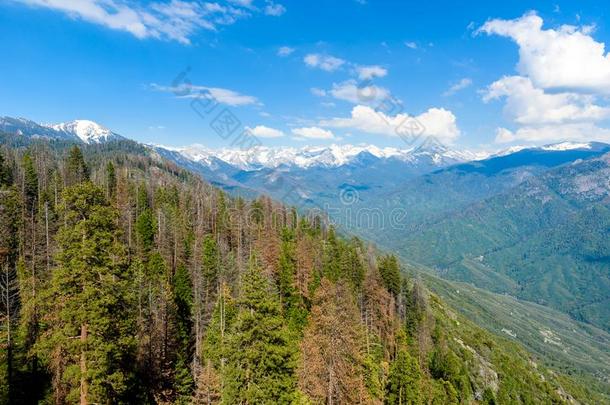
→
(385, 348, 422, 404)
(0, 187, 20, 403)
(201, 235, 220, 316)
(22, 153, 38, 212)
(196, 284, 236, 402)
(322, 226, 342, 281)
(298, 278, 368, 404)
(38, 182, 135, 403)
(0, 152, 13, 187)
(201, 284, 236, 369)
(278, 227, 307, 331)
(341, 239, 365, 292)
(65, 146, 89, 186)
(173, 263, 194, 402)
(222, 255, 297, 404)
(106, 161, 116, 200)
(136, 207, 155, 253)
(378, 255, 401, 297)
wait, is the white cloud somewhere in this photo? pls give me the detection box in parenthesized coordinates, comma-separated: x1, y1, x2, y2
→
(277, 46, 294, 56)
(304, 53, 345, 72)
(483, 76, 610, 125)
(478, 12, 610, 94)
(443, 78, 472, 96)
(494, 124, 610, 144)
(264, 2, 286, 16)
(150, 83, 260, 106)
(246, 125, 284, 138)
(405, 41, 418, 49)
(356, 65, 388, 80)
(13, 0, 275, 44)
(291, 126, 335, 139)
(310, 87, 327, 97)
(319, 105, 460, 143)
(329, 80, 391, 105)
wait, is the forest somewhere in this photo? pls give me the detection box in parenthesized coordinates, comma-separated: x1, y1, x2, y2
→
(0, 137, 602, 404)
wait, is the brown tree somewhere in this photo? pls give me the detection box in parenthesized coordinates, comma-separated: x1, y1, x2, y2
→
(298, 279, 368, 404)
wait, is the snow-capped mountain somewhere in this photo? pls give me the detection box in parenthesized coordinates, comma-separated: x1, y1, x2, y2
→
(50, 120, 122, 144)
(167, 141, 489, 171)
(0, 116, 124, 144)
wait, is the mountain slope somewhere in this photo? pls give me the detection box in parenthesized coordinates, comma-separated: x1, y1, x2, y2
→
(390, 153, 610, 331)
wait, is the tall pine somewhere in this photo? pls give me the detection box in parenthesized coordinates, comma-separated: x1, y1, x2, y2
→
(39, 182, 135, 403)
(222, 255, 297, 404)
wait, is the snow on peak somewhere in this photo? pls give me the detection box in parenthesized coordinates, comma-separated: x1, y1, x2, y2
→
(172, 143, 484, 170)
(540, 142, 592, 151)
(49, 120, 118, 144)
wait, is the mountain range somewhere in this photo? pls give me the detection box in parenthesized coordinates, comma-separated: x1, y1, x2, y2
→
(2, 115, 609, 334)
(2, 116, 610, 400)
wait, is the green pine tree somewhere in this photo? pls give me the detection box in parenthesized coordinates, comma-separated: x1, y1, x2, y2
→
(385, 348, 422, 404)
(106, 161, 116, 200)
(378, 255, 401, 297)
(278, 228, 307, 332)
(22, 153, 38, 212)
(38, 182, 135, 403)
(65, 145, 89, 186)
(222, 255, 297, 404)
(0, 152, 13, 187)
(173, 263, 194, 402)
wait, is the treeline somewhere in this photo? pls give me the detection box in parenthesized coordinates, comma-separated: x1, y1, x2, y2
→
(0, 141, 586, 404)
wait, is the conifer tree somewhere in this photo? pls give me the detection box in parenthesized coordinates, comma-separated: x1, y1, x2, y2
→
(278, 227, 307, 331)
(22, 153, 38, 212)
(39, 182, 135, 403)
(322, 226, 342, 281)
(222, 255, 297, 404)
(136, 206, 155, 253)
(378, 255, 401, 297)
(0, 187, 20, 403)
(385, 348, 422, 404)
(201, 235, 219, 315)
(0, 152, 13, 187)
(65, 146, 89, 186)
(298, 279, 368, 404)
(173, 263, 194, 402)
(106, 161, 116, 200)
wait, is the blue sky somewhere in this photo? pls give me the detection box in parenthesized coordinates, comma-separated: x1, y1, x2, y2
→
(2, 0, 610, 150)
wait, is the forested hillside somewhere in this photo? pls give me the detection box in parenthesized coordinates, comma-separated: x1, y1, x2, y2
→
(0, 136, 602, 403)
(386, 153, 610, 332)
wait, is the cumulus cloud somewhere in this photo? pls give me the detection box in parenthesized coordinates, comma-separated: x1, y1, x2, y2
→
(494, 124, 610, 144)
(150, 83, 260, 106)
(319, 105, 460, 143)
(14, 0, 281, 44)
(304, 53, 345, 72)
(277, 46, 294, 56)
(405, 41, 418, 49)
(329, 80, 391, 105)
(291, 126, 335, 139)
(478, 11, 610, 94)
(483, 76, 610, 125)
(479, 12, 610, 144)
(356, 65, 388, 80)
(443, 78, 472, 96)
(246, 125, 284, 138)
